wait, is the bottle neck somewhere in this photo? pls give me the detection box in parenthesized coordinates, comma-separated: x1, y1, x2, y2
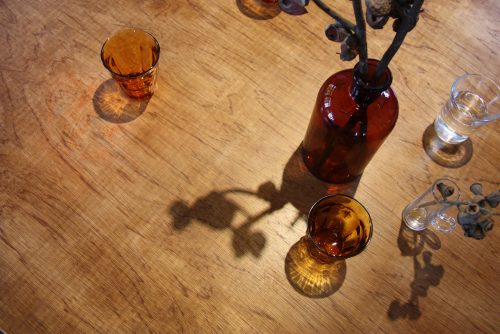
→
(350, 60, 392, 108)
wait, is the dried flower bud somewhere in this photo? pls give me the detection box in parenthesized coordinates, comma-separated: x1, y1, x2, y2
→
(470, 183, 483, 195)
(366, 0, 393, 16)
(436, 182, 455, 200)
(366, 6, 389, 29)
(345, 35, 359, 48)
(456, 184, 498, 240)
(391, 4, 420, 32)
(392, 18, 401, 32)
(485, 190, 500, 208)
(324, 22, 349, 42)
(479, 219, 493, 233)
(464, 204, 481, 216)
(278, 0, 309, 15)
(340, 38, 358, 61)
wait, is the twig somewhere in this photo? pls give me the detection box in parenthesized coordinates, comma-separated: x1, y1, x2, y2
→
(374, 0, 424, 81)
(312, 0, 356, 32)
(352, 0, 367, 76)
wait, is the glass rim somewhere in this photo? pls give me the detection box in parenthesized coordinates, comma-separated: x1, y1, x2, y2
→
(306, 194, 373, 259)
(100, 28, 161, 79)
(450, 73, 499, 101)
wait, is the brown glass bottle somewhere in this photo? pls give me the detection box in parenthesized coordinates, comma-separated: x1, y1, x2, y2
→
(302, 59, 398, 183)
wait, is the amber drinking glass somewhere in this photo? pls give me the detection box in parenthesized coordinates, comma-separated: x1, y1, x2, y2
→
(101, 28, 160, 98)
(306, 194, 372, 261)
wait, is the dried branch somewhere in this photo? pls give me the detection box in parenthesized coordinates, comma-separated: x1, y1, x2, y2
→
(312, 0, 356, 32)
(352, 0, 368, 76)
(374, 0, 424, 81)
(283, 0, 425, 74)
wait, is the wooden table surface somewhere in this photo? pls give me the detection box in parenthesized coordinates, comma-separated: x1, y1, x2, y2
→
(1, 0, 499, 333)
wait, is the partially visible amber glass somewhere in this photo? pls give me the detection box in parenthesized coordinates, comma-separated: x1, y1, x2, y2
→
(101, 28, 160, 99)
(306, 194, 372, 260)
(237, 0, 281, 20)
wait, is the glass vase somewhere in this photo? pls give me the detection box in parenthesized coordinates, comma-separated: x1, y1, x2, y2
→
(302, 59, 399, 183)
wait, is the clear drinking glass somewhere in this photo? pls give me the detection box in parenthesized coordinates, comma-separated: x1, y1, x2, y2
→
(434, 74, 499, 144)
(101, 28, 160, 98)
(402, 177, 461, 233)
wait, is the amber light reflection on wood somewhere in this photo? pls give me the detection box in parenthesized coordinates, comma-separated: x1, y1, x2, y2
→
(285, 237, 346, 298)
(237, 0, 281, 20)
(0, 0, 499, 333)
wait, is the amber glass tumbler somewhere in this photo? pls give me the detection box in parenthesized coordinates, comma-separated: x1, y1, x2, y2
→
(101, 28, 160, 98)
(306, 194, 372, 261)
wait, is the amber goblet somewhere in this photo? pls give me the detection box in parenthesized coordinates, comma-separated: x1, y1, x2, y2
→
(306, 194, 373, 262)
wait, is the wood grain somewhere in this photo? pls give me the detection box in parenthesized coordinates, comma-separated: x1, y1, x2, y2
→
(1, 0, 499, 333)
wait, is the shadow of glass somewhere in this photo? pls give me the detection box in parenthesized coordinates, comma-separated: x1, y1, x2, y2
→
(388, 221, 444, 321)
(93, 79, 150, 123)
(236, 0, 281, 20)
(285, 237, 346, 298)
(397, 219, 441, 257)
(422, 123, 473, 168)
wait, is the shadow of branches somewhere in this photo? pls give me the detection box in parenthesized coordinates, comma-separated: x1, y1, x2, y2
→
(168, 146, 360, 258)
(388, 221, 444, 320)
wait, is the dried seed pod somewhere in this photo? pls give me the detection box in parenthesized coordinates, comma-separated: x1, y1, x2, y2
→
(393, 14, 419, 32)
(365, 0, 393, 16)
(470, 183, 483, 195)
(436, 182, 455, 200)
(324, 22, 349, 42)
(485, 190, 500, 208)
(344, 35, 359, 48)
(392, 18, 401, 32)
(366, 6, 389, 29)
(465, 204, 481, 216)
(340, 37, 359, 61)
(391, 3, 420, 32)
(278, 0, 309, 15)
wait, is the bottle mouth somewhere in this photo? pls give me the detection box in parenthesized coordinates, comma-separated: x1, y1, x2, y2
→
(353, 59, 393, 93)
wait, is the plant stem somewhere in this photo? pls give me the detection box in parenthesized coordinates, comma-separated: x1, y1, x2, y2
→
(312, 0, 356, 32)
(374, 0, 424, 81)
(416, 200, 448, 209)
(352, 0, 368, 76)
(417, 200, 480, 209)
